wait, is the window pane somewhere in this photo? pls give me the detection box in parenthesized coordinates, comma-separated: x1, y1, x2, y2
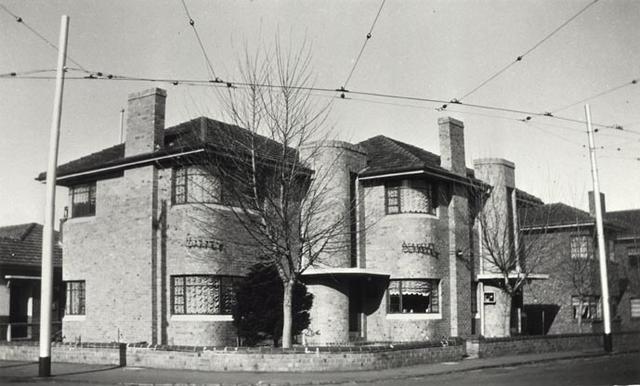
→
(174, 168, 186, 203)
(571, 236, 590, 259)
(386, 186, 400, 214)
(387, 279, 439, 314)
(388, 281, 401, 313)
(65, 281, 85, 315)
(71, 184, 96, 217)
(401, 181, 433, 214)
(171, 275, 238, 315)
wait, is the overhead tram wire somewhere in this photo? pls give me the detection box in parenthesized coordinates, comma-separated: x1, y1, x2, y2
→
(338, 0, 387, 98)
(4, 70, 620, 131)
(549, 77, 639, 114)
(441, 0, 600, 110)
(0, 3, 87, 72)
(179, 0, 219, 82)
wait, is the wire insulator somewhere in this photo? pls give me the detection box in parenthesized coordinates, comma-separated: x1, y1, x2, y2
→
(366, 33, 372, 39)
(189, 19, 195, 26)
(16, 17, 22, 22)
(172, 81, 179, 85)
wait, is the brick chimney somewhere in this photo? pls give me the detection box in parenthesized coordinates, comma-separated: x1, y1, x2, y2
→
(588, 191, 606, 216)
(125, 88, 166, 157)
(438, 117, 466, 176)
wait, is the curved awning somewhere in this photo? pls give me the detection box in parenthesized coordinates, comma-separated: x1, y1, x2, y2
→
(301, 267, 390, 279)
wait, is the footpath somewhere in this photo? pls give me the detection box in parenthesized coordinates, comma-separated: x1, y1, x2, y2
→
(0, 349, 620, 385)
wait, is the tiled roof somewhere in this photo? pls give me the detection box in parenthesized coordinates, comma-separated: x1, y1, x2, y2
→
(605, 209, 640, 238)
(37, 117, 298, 182)
(0, 223, 62, 267)
(515, 189, 544, 206)
(520, 203, 594, 229)
(519, 202, 623, 230)
(357, 135, 477, 181)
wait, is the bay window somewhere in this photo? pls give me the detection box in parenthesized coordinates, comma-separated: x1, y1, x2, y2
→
(388, 279, 439, 314)
(385, 179, 436, 215)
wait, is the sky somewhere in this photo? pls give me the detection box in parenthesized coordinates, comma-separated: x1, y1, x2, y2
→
(1, 0, 639, 228)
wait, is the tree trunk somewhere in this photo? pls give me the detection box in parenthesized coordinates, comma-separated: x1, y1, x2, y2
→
(281, 279, 294, 348)
(503, 294, 513, 337)
(577, 298, 583, 333)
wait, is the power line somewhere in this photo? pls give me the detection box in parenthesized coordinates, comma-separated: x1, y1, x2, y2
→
(550, 77, 639, 113)
(4, 69, 620, 130)
(451, 0, 599, 104)
(339, 0, 387, 94)
(0, 68, 57, 77)
(179, 0, 219, 82)
(0, 3, 87, 71)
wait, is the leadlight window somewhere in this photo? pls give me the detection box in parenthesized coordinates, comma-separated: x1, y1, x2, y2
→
(570, 235, 592, 259)
(171, 275, 238, 315)
(65, 281, 85, 315)
(387, 279, 439, 314)
(173, 166, 221, 204)
(572, 295, 601, 321)
(69, 183, 96, 217)
(385, 180, 436, 215)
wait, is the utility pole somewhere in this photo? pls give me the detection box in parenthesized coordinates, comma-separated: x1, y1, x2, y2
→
(39, 15, 69, 377)
(585, 103, 613, 353)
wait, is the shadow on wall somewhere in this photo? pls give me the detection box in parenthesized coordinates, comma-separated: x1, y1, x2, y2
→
(523, 304, 560, 335)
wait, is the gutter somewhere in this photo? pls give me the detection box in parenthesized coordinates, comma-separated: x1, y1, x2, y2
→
(358, 168, 489, 189)
(43, 148, 206, 183)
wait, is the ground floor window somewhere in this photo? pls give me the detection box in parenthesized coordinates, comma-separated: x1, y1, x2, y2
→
(572, 295, 600, 321)
(631, 298, 640, 319)
(171, 275, 239, 315)
(388, 279, 439, 314)
(65, 281, 85, 315)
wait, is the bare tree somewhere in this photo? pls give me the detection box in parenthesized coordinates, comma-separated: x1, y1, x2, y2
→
(469, 186, 555, 337)
(181, 41, 353, 348)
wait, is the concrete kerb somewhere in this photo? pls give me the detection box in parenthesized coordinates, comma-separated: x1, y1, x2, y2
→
(258, 349, 636, 386)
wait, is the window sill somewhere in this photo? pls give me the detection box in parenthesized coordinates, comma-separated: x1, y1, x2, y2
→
(385, 212, 438, 219)
(63, 315, 86, 321)
(66, 216, 96, 224)
(386, 313, 441, 320)
(171, 314, 233, 322)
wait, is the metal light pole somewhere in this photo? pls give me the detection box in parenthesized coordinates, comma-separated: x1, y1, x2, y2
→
(584, 104, 613, 352)
(39, 14, 69, 377)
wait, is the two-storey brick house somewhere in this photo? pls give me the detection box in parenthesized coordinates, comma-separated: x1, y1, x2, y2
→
(43, 87, 556, 345)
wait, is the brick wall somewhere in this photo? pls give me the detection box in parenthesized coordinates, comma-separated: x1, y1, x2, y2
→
(362, 181, 454, 341)
(475, 331, 640, 358)
(0, 341, 464, 372)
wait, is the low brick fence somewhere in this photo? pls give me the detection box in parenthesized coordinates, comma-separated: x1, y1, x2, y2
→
(473, 331, 640, 358)
(0, 340, 465, 372)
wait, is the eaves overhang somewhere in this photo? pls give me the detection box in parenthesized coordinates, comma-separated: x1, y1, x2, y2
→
(36, 146, 205, 186)
(358, 166, 489, 190)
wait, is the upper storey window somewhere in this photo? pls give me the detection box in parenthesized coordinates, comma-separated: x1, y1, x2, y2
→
(70, 183, 96, 217)
(385, 179, 436, 215)
(570, 235, 592, 259)
(173, 166, 221, 204)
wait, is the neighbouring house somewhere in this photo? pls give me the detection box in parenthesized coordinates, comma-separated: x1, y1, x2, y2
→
(0, 223, 63, 341)
(605, 208, 640, 331)
(519, 193, 635, 335)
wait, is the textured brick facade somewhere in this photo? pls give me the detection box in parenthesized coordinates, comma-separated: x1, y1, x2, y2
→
(62, 89, 260, 346)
